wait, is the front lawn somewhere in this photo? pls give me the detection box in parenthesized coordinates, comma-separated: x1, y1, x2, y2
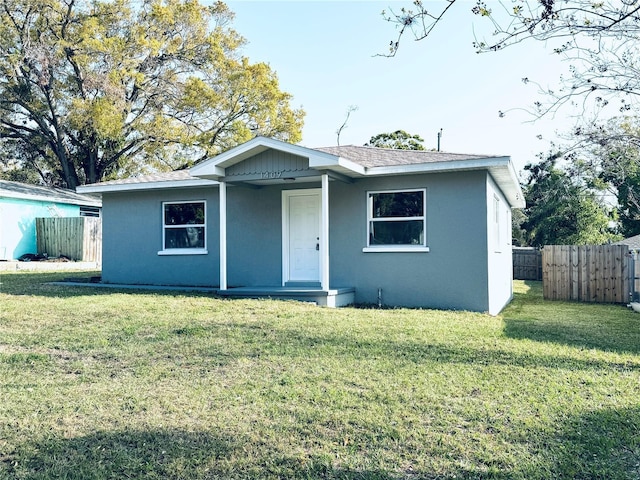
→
(0, 273, 638, 479)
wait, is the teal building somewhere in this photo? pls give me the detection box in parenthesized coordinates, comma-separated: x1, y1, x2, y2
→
(0, 181, 101, 260)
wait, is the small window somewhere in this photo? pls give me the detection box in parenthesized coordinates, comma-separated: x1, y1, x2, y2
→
(162, 201, 206, 251)
(80, 206, 100, 217)
(365, 189, 427, 251)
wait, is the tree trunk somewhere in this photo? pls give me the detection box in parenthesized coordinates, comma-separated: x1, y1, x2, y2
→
(53, 142, 79, 189)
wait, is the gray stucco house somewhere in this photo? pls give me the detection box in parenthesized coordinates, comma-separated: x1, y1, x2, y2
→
(78, 137, 525, 314)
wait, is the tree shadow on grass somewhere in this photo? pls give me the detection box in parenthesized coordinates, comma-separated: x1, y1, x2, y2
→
(7, 407, 638, 479)
(0, 270, 220, 300)
(502, 304, 640, 356)
(503, 316, 640, 356)
(0, 428, 467, 480)
(536, 405, 640, 480)
(441, 405, 640, 479)
(4, 429, 234, 480)
(500, 280, 640, 355)
(210, 321, 640, 373)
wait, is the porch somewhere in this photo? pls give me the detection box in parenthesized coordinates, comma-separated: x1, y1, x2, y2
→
(217, 286, 355, 307)
(188, 138, 358, 295)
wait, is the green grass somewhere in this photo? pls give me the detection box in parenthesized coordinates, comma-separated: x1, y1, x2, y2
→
(0, 272, 639, 479)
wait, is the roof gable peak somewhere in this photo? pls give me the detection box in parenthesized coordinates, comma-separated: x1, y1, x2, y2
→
(189, 137, 338, 180)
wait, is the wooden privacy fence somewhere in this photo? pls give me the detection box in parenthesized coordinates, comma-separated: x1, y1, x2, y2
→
(542, 245, 633, 304)
(512, 247, 542, 280)
(36, 217, 102, 263)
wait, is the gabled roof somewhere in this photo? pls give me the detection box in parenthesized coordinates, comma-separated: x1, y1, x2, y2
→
(0, 180, 101, 207)
(189, 136, 366, 179)
(77, 136, 525, 208)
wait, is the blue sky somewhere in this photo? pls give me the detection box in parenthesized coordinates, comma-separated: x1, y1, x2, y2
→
(226, 1, 573, 175)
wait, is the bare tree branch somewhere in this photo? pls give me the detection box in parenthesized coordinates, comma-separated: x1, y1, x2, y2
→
(336, 105, 358, 146)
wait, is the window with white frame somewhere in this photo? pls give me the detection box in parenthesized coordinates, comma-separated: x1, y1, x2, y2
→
(162, 201, 206, 251)
(366, 189, 426, 249)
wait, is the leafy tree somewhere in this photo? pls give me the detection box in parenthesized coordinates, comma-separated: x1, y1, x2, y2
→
(366, 130, 425, 150)
(568, 117, 640, 237)
(0, 0, 304, 188)
(0, 162, 42, 184)
(382, 1, 640, 117)
(511, 208, 527, 247)
(0, 140, 49, 184)
(382, 1, 640, 239)
(521, 156, 619, 246)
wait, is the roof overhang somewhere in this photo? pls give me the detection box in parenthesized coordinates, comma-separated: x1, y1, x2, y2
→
(1, 191, 101, 206)
(361, 156, 525, 208)
(1, 183, 102, 207)
(76, 177, 218, 194)
(488, 160, 526, 209)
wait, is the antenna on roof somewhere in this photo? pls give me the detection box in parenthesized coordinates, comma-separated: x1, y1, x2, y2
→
(437, 128, 443, 152)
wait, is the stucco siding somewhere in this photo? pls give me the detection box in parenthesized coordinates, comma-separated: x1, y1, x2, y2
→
(0, 197, 80, 260)
(99, 169, 512, 313)
(226, 186, 284, 286)
(328, 171, 490, 310)
(486, 175, 514, 315)
(101, 188, 219, 286)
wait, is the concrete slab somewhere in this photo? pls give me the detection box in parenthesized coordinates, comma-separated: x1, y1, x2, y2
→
(0, 261, 100, 272)
(47, 282, 217, 293)
(41, 280, 355, 307)
(218, 286, 355, 307)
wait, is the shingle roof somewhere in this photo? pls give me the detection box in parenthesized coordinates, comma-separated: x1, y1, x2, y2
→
(77, 139, 522, 208)
(613, 234, 640, 249)
(315, 145, 500, 168)
(0, 180, 101, 207)
(83, 147, 503, 189)
(85, 169, 193, 187)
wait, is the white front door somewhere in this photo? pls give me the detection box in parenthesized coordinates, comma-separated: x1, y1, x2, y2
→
(283, 190, 321, 283)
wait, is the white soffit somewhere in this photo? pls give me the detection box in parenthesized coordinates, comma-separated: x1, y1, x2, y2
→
(488, 164, 526, 209)
(310, 156, 366, 176)
(362, 156, 525, 208)
(77, 178, 218, 194)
